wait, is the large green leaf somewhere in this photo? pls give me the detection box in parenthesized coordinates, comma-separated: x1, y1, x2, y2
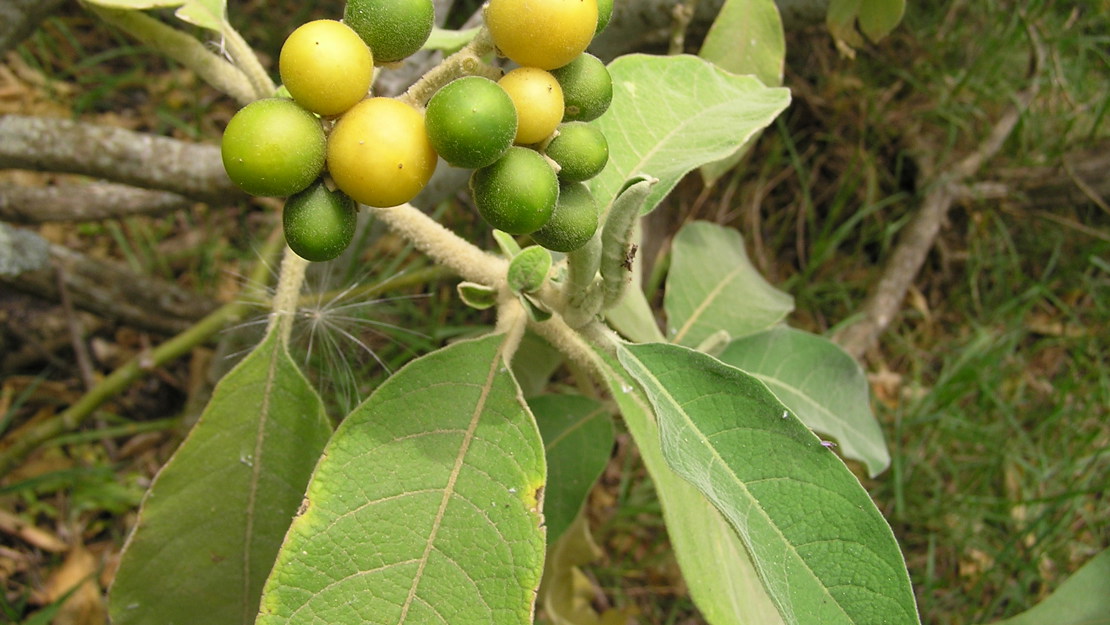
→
(697, 0, 786, 184)
(619, 342, 920, 625)
(256, 333, 546, 625)
(718, 326, 890, 477)
(109, 330, 332, 625)
(664, 221, 793, 347)
(529, 394, 613, 543)
(588, 54, 790, 215)
(987, 548, 1110, 625)
(594, 349, 783, 625)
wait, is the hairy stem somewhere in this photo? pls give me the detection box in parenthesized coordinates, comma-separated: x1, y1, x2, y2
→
(85, 5, 256, 105)
(368, 204, 508, 287)
(268, 247, 309, 345)
(399, 27, 499, 107)
(220, 19, 275, 100)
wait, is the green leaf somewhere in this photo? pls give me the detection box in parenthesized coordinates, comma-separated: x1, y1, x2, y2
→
(700, 0, 785, 88)
(594, 349, 783, 625)
(664, 221, 793, 347)
(858, 0, 906, 42)
(696, 0, 785, 184)
(987, 549, 1110, 625)
(529, 394, 613, 543)
(424, 26, 481, 52)
(508, 246, 553, 294)
(588, 54, 790, 215)
(827, 0, 905, 49)
(511, 331, 564, 398)
(81, 0, 227, 31)
(256, 333, 546, 625)
(618, 342, 920, 625)
(718, 326, 891, 477)
(109, 330, 332, 625)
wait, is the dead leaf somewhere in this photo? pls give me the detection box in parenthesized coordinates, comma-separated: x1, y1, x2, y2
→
(33, 545, 106, 625)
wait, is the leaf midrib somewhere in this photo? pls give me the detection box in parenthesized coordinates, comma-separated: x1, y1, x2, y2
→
(396, 336, 507, 623)
(242, 334, 279, 625)
(620, 346, 849, 625)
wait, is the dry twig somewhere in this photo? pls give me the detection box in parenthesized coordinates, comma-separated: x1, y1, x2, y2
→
(833, 25, 1046, 360)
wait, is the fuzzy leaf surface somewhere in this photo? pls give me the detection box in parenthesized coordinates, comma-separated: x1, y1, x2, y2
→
(529, 394, 613, 543)
(665, 221, 793, 347)
(588, 54, 789, 215)
(109, 330, 332, 625)
(594, 349, 783, 625)
(618, 342, 920, 625)
(718, 326, 890, 476)
(256, 334, 546, 625)
(700, 0, 785, 89)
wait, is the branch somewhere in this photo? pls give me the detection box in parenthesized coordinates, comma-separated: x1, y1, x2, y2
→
(0, 182, 193, 223)
(833, 28, 1045, 360)
(368, 203, 508, 288)
(1, 233, 221, 334)
(86, 5, 259, 105)
(0, 114, 244, 205)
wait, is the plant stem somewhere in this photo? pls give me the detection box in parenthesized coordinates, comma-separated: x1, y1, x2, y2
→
(268, 247, 308, 345)
(399, 27, 499, 107)
(220, 19, 275, 99)
(85, 5, 256, 105)
(369, 204, 507, 287)
(0, 227, 283, 478)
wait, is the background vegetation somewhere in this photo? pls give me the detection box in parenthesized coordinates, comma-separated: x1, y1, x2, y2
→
(1, 1, 1106, 623)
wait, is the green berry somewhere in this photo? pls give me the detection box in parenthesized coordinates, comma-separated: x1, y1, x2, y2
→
(221, 98, 325, 197)
(470, 147, 559, 235)
(596, 0, 614, 33)
(344, 0, 435, 63)
(425, 77, 517, 169)
(283, 181, 358, 262)
(550, 53, 612, 122)
(530, 182, 598, 252)
(545, 122, 609, 182)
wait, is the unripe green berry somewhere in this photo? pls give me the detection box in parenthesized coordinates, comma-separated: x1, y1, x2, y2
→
(550, 53, 612, 122)
(283, 181, 358, 262)
(425, 77, 517, 169)
(470, 146, 559, 235)
(530, 182, 599, 252)
(596, 0, 614, 33)
(221, 98, 325, 197)
(545, 122, 609, 182)
(344, 0, 434, 63)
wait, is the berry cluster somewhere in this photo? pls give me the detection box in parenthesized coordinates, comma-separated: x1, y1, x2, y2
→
(220, 0, 615, 263)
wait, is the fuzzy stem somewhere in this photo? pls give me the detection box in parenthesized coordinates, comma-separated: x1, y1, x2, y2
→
(268, 247, 308, 345)
(368, 204, 508, 288)
(220, 19, 275, 99)
(399, 27, 499, 107)
(86, 5, 256, 105)
(495, 294, 528, 364)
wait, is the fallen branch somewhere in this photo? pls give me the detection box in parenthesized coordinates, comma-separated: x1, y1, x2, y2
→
(0, 182, 194, 223)
(0, 115, 244, 205)
(1, 234, 221, 334)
